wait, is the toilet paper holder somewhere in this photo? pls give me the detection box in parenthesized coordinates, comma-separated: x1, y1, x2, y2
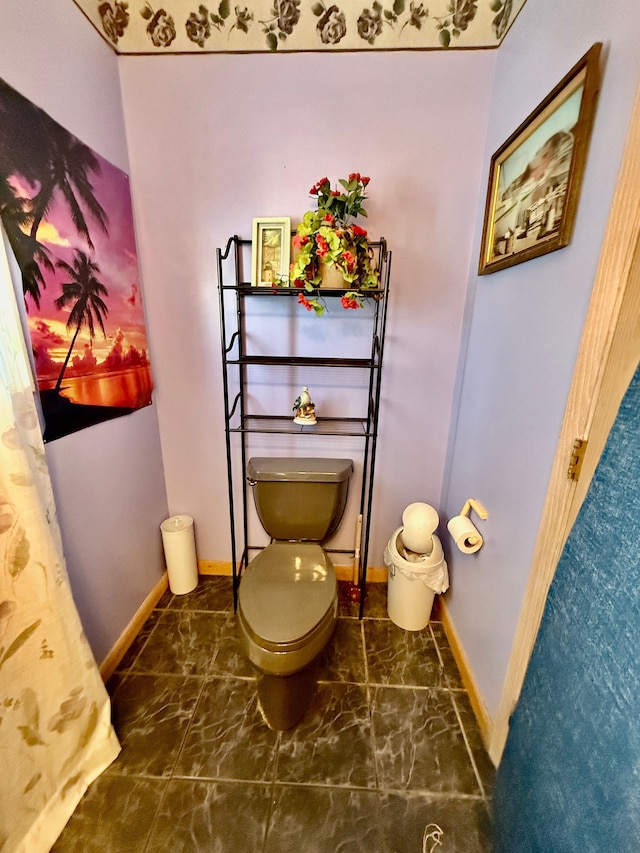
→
(459, 498, 488, 521)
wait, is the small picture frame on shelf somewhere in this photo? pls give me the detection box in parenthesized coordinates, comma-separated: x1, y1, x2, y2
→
(478, 42, 601, 275)
(251, 217, 291, 287)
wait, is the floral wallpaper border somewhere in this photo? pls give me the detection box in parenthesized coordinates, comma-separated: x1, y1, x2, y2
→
(73, 0, 526, 53)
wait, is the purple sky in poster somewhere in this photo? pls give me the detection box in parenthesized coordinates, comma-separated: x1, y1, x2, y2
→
(12, 154, 150, 387)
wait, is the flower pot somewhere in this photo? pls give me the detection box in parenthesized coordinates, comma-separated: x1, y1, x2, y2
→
(320, 260, 348, 289)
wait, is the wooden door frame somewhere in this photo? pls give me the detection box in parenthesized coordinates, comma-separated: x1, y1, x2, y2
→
(490, 82, 640, 765)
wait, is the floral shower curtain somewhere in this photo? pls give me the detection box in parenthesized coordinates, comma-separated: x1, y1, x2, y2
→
(0, 234, 120, 852)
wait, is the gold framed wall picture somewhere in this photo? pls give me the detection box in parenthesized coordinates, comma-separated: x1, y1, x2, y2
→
(478, 43, 602, 275)
(251, 217, 291, 287)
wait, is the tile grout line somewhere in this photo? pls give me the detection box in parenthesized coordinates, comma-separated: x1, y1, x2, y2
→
(429, 622, 446, 672)
(360, 619, 383, 797)
(135, 597, 216, 853)
(264, 779, 487, 799)
(117, 607, 167, 675)
(430, 607, 489, 798)
(139, 778, 173, 853)
(91, 581, 494, 851)
(449, 689, 487, 800)
(167, 666, 215, 783)
(261, 730, 282, 853)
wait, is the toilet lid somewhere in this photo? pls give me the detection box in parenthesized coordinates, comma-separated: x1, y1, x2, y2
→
(239, 542, 337, 645)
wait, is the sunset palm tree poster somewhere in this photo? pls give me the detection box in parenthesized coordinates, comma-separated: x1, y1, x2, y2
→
(0, 78, 153, 441)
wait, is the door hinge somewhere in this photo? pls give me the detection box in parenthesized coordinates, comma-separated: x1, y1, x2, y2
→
(567, 438, 588, 481)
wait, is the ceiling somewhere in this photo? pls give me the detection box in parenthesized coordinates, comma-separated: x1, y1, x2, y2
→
(72, 0, 527, 54)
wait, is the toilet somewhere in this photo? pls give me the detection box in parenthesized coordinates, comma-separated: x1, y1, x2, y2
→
(237, 456, 353, 729)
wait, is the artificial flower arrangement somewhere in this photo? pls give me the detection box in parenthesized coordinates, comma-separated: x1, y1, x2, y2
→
(287, 173, 380, 316)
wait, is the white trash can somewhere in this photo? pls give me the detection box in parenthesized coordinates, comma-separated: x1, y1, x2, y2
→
(384, 526, 449, 630)
(160, 515, 198, 594)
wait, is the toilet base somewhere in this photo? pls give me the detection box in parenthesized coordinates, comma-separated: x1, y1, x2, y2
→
(256, 665, 317, 730)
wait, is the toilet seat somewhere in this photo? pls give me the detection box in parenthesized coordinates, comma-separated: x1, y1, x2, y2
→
(237, 541, 338, 675)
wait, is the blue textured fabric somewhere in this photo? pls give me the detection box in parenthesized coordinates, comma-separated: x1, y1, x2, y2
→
(493, 363, 640, 852)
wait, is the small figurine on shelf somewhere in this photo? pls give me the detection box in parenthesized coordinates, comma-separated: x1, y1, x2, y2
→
(292, 386, 317, 425)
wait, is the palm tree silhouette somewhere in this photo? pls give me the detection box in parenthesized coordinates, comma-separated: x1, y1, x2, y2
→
(54, 251, 109, 394)
(29, 121, 109, 251)
(0, 182, 54, 309)
(0, 83, 55, 308)
(0, 79, 109, 308)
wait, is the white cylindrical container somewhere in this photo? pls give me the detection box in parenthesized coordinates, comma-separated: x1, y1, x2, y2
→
(384, 527, 448, 631)
(387, 562, 436, 631)
(160, 515, 198, 594)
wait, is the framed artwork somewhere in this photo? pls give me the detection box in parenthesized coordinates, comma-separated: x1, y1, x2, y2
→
(478, 42, 602, 275)
(251, 217, 291, 287)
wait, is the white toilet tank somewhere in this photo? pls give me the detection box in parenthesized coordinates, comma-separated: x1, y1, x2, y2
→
(247, 457, 353, 541)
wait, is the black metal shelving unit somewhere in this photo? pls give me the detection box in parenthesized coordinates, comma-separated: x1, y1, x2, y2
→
(217, 235, 391, 618)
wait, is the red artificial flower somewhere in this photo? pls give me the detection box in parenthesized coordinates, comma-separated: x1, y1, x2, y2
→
(292, 233, 309, 249)
(342, 251, 356, 273)
(316, 234, 329, 258)
(341, 295, 360, 309)
(331, 190, 340, 197)
(322, 213, 335, 225)
(348, 172, 361, 182)
(361, 176, 370, 186)
(292, 278, 305, 288)
(311, 177, 329, 194)
(298, 293, 314, 311)
(352, 224, 368, 238)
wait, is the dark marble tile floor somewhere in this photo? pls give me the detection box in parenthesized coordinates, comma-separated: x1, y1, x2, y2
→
(51, 578, 494, 852)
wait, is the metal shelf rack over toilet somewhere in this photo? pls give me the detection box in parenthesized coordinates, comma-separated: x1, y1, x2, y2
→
(216, 235, 391, 618)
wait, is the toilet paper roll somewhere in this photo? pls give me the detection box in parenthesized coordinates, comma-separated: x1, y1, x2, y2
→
(160, 515, 198, 594)
(447, 515, 484, 554)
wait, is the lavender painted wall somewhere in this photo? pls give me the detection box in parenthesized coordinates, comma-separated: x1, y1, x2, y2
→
(4, 0, 639, 725)
(443, 0, 640, 720)
(117, 50, 495, 565)
(1, 0, 169, 663)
